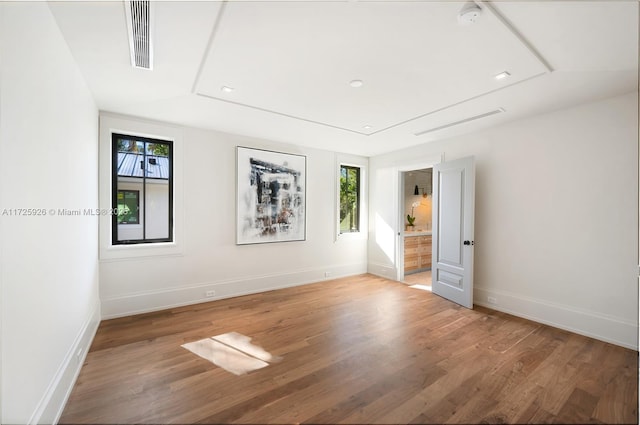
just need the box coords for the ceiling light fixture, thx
[221,86,235,93]
[494,71,511,80]
[458,2,482,25]
[349,80,363,88]
[363,125,372,130]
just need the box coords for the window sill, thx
[100,240,183,261]
[336,231,368,242]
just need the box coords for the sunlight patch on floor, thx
[409,284,432,292]
[182,332,280,376]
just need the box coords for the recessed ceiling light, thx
[363,125,372,130]
[494,71,511,80]
[221,86,235,93]
[349,80,363,88]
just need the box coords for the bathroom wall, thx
[403,169,432,231]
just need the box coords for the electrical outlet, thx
[487,296,497,304]
[205,290,216,297]
[324,271,331,278]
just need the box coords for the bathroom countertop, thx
[404,230,432,236]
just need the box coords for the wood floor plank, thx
[59,274,638,424]
[556,388,602,424]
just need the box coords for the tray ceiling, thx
[48,1,638,156]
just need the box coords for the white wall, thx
[0,3,100,424]
[369,92,638,349]
[99,115,369,318]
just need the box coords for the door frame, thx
[395,154,443,282]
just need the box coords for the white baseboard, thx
[29,299,101,425]
[367,262,397,280]
[474,286,638,350]
[101,263,367,319]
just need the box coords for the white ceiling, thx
[49,1,638,157]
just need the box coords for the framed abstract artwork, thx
[236,146,306,245]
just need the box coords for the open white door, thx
[432,156,475,309]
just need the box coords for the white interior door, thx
[432,156,475,308]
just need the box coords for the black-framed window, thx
[117,190,140,224]
[339,165,360,233]
[112,133,173,244]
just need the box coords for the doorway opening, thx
[399,167,433,289]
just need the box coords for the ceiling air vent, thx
[414,108,505,136]
[124,0,153,70]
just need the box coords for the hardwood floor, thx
[404,270,432,286]
[60,274,638,424]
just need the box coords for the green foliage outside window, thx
[340,165,360,233]
[148,143,169,156]
[117,140,169,156]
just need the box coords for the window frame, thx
[98,113,184,261]
[339,164,361,234]
[111,132,174,245]
[335,155,368,241]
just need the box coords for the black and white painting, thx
[236,147,306,245]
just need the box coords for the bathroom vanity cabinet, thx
[404,233,432,274]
